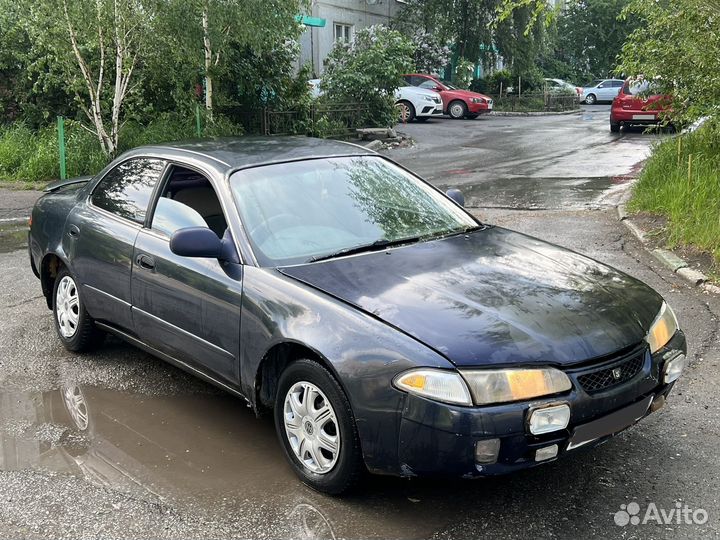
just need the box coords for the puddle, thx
[0,385,465,539]
[441,176,623,211]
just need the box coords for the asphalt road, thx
[0,106,718,540]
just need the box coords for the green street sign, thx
[296,15,326,27]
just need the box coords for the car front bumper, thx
[394,331,686,478]
[467,101,493,114]
[417,103,444,117]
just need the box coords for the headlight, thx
[460,368,572,405]
[393,368,472,405]
[646,301,679,354]
[422,95,435,102]
[471,97,485,103]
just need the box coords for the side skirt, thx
[94,321,252,406]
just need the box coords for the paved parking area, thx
[0,106,718,539]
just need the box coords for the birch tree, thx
[24,0,147,157]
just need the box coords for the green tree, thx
[20,0,149,157]
[618,0,720,122]
[550,0,638,82]
[153,0,304,116]
[323,25,415,127]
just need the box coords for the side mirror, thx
[445,188,465,207]
[170,226,237,261]
[434,86,443,92]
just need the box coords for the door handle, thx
[136,254,156,270]
[68,224,80,237]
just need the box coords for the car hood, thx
[447,89,491,100]
[278,227,662,367]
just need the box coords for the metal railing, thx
[221,103,370,137]
[490,93,580,113]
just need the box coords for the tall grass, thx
[629,119,720,265]
[0,113,242,184]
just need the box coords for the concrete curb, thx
[618,197,717,295]
[491,109,582,117]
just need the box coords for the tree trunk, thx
[202,2,213,116]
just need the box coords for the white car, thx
[307,79,442,123]
[394,86,443,122]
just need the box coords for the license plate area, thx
[633,114,655,120]
[567,395,653,450]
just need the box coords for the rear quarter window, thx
[91,158,165,224]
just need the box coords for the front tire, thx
[448,100,467,119]
[274,359,364,495]
[585,93,597,105]
[52,268,104,352]
[395,100,415,123]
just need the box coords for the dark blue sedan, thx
[28,137,687,494]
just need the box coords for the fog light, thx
[535,444,558,462]
[475,438,500,464]
[663,353,686,384]
[529,403,570,435]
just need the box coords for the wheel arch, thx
[254,340,346,415]
[40,252,70,309]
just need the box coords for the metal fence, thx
[490,93,580,113]
[221,103,370,137]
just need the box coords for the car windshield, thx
[230,156,478,267]
[440,80,457,90]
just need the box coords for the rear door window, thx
[91,158,166,224]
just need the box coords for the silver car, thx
[583,79,625,104]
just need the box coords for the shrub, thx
[629,118,720,266]
[323,25,415,128]
[453,58,475,90]
[0,112,244,183]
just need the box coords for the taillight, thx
[28,216,32,228]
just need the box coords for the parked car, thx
[544,78,583,98]
[394,86,443,122]
[403,73,493,119]
[582,78,625,104]
[307,79,442,122]
[610,79,672,132]
[29,138,686,494]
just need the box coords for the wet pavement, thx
[390,104,663,210]
[1,106,719,539]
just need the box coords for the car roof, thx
[124,136,372,174]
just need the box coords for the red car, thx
[403,74,493,119]
[610,79,672,132]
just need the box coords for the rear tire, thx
[52,268,104,352]
[585,93,597,105]
[448,100,467,119]
[274,359,364,495]
[610,121,621,133]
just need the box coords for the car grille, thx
[576,348,646,393]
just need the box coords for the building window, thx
[334,23,352,43]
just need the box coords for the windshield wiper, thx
[308,236,421,263]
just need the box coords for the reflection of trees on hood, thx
[343,158,460,240]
